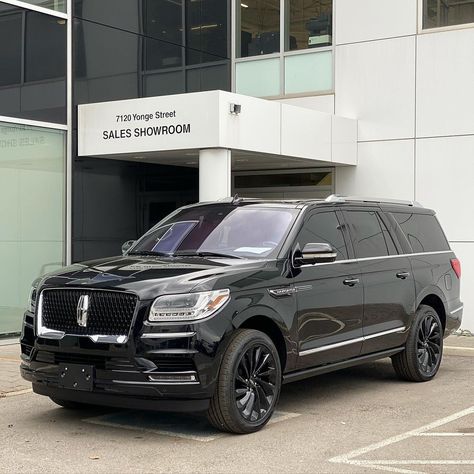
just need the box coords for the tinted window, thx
[392,213,450,253]
[0,12,22,87]
[25,12,67,82]
[297,211,348,260]
[346,211,389,258]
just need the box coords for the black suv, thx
[20,196,463,433]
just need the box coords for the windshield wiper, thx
[174,251,242,259]
[128,250,170,257]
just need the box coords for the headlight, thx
[149,289,230,323]
[28,278,41,313]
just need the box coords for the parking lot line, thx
[444,345,474,352]
[329,406,474,474]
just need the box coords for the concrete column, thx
[199,148,232,202]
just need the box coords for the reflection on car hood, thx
[38,255,278,300]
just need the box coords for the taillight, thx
[451,258,461,279]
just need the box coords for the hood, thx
[39,255,278,300]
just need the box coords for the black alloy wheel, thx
[234,344,278,423]
[207,329,282,434]
[392,304,444,382]
[416,313,442,377]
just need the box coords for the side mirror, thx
[294,242,337,266]
[121,240,135,255]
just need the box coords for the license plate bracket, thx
[58,363,94,391]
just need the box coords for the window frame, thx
[232,0,335,98]
[418,0,474,34]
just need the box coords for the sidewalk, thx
[0,340,30,397]
[0,335,472,398]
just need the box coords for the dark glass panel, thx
[238,0,280,57]
[234,171,332,188]
[25,11,67,82]
[186,61,229,92]
[185,0,228,65]
[286,0,332,51]
[0,11,22,87]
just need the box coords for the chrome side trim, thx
[112,379,200,386]
[303,250,453,268]
[450,305,464,315]
[141,332,196,339]
[299,326,406,357]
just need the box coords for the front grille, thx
[41,289,138,336]
[34,351,135,370]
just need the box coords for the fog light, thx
[148,372,198,383]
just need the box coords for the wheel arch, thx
[417,291,447,332]
[233,312,291,373]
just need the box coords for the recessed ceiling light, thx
[241,3,249,8]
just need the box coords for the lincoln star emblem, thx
[76,295,90,327]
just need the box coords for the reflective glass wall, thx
[423,0,474,29]
[0,3,66,123]
[0,121,65,334]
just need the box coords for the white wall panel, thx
[416,135,474,241]
[335,139,414,199]
[335,37,416,141]
[277,95,335,114]
[335,0,416,45]
[450,242,474,331]
[416,28,474,138]
[281,105,331,162]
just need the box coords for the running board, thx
[282,347,404,384]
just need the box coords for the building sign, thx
[78,91,221,157]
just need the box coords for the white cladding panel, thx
[332,115,357,165]
[335,36,416,141]
[218,91,281,155]
[78,91,221,156]
[416,28,474,138]
[277,94,335,114]
[336,140,415,199]
[335,0,417,45]
[416,135,474,242]
[450,242,474,331]
[280,104,331,161]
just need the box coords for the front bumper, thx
[20,306,234,412]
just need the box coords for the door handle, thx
[343,278,360,287]
[396,271,410,280]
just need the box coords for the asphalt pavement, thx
[0,336,473,474]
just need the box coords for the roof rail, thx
[325,194,423,208]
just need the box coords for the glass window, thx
[25,11,67,82]
[131,204,298,258]
[186,0,228,65]
[0,11,22,87]
[235,57,280,96]
[284,50,332,94]
[0,121,65,335]
[238,0,280,58]
[285,0,332,51]
[392,213,450,253]
[18,0,66,13]
[346,211,389,258]
[297,211,348,260]
[423,0,474,29]
[145,0,183,71]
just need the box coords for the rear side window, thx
[297,211,348,260]
[392,213,450,253]
[345,210,397,258]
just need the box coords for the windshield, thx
[130,204,299,259]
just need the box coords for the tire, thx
[392,304,444,382]
[207,329,282,434]
[49,397,89,410]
